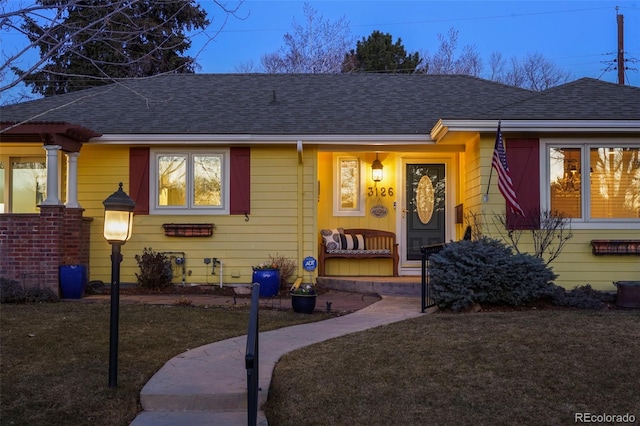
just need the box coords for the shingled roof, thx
[492,78,640,120]
[1,74,534,135]
[1,74,638,136]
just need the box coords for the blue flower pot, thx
[252,269,280,298]
[59,265,87,299]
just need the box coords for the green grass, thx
[264,310,640,426]
[0,301,330,426]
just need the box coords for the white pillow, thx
[320,228,341,250]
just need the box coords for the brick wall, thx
[0,206,92,293]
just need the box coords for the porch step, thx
[317,276,422,297]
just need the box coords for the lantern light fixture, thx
[102,182,135,388]
[372,153,383,182]
[103,182,135,244]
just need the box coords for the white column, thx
[41,145,62,205]
[65,152,80,208]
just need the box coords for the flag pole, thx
[484,120,500,202]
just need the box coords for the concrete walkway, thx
[130,295,431,425]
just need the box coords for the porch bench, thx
[318,228,399,277]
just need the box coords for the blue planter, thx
[59,265,87,299]
[252,269,280,298]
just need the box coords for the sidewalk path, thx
[129,295,431,425]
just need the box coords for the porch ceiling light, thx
[372,153,383,182]
[103,182,135,244]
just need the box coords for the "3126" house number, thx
[368,187,394,197]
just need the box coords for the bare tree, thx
[1,0,244,101]
[234,59,258,73]
[488,51,572,90]
[423,27,570,90]
[423,28,482,76]
[260,3,354,74]
[493,209,573,265]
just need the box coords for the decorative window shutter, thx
[505,139,540,229]
[129,147,150,215]
[230,147,251,215]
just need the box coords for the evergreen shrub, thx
[429,237,557,311]
[550,284,615,309]
[0,277,59,303]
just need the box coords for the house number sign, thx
[367,187,394,197]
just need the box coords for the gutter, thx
[431,119,640,141]
[89,133,435,145]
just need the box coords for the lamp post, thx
[103,182,135,388]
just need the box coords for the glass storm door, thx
[405,163,445,261]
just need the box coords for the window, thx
[150,149,229,214]
[333,156,365,216]
[0,158,46,213]
[547,142,640,224]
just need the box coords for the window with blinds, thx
[548,144,640,221]
[590,147,640,219]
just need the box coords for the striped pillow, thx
[340,233,365,250]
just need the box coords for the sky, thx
[190,0,639,85]
[1,0,639,103]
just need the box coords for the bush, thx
[1,277,59,304]
[266,253,297,290]
[1,277,24,303]
[134,247,172,289]
[429,237,557,312]
[550,284,614,309]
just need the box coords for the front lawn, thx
[0,302,329,425]
[265,310,640,425]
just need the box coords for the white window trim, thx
[333,155,365,217]
[541,138,640,230]
[149,148,230,215]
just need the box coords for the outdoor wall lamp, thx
[372,153,383,182]
[103,182,135,388]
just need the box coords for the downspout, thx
[297,141,304,275]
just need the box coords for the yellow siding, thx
[4,136,637,290]
[461,134,640,291]
[81,144,317,286]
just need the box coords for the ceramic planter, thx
[290,293,317,314]
[252,269,280,298]
[615,281,640,308]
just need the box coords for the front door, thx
[405,163,446,261]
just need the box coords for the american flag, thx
[492,124,525,216]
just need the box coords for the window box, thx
[162,223,214,237]
[590,240,640,255]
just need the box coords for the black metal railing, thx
[420,244,444,312]
[245,283,260,426]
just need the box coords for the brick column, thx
[38,205,65,290]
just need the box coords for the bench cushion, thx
[327,249,391,255]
